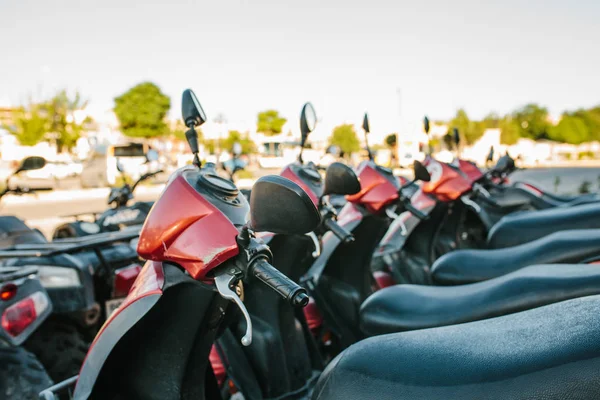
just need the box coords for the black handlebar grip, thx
[324,218,354,243]
[252,258,309,307]
[404,201,429,220]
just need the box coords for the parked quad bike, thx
[0,266,53,400]
[52,150,162,239]
[42,90,600,400]
[0,157,143,382]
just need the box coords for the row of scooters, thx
[3,88,600,399]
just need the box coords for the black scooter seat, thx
[360,263,600,336]
[487,202,600,248]
[316,294,600,400]
[432,229,600,285]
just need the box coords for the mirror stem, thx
[185,126,201,168]
[364,132,373,161]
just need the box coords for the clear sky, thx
[1,0,599,138]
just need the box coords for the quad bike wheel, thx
[25,318,89,383]
[0,345,53,400]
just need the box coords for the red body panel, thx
[457,159,484,183]
[280,165,320,206]
[302,296,323,333]
[373,271,395,290]
[210,345,227,386]
[421,158,472,202]
[137,171,239,281]
[346,162,400,214]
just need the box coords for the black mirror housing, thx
[423,116,430,134]
[323,162,361,197]
[249,175,320,234]
[413,160,431,182]
[453,128,460,146]
[300,103,317,148]
[181,89,207,128]
[15,156,46,174]
[362,113,370,134]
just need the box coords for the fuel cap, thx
[299,167,321,182]
[198,173,239,198]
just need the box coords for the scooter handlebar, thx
[251,258,309,307]
[323,218,354,243]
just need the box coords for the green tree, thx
[384,133,397,148]
[4,104,48,146]
[499,117,521,145]
[223,130,256,154]
[256,110,287,136]
[449,109,484,145]
[549,114,590,144]
[512,103,551,140]
[329,124,361,155]
[45,90,91,150]
[573,107,600,141]
[114,82,171,138]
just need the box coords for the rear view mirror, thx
[181,89,207,166]
[487,146,494,162]
[15,156,46,174]
[423,116,430,134]
[249,175,320,234]
[413,160,431,182]
[116,159,124,173]
[323,162,361,197]
[362,113,370,134]
[181,89,207,128]
[300,103,317,148]
[494,155,510,173]
[453,128,460,146]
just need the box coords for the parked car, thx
[79,143,153,188]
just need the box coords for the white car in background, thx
[10,160,83,190]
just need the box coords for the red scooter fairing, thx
[456,159,484,184]
[74,167,250,399]
[137,167,243,281]
[421,158,472,202]
[346,161,403,214]
[280,163,323,206]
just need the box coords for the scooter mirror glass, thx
[494,155,510,173]
[181,89,207,128]
[249,175,320,234]
[423,116,430,134]
[15,156,46,174]
[413,160,431,182]
[300,102,317,148]
[487,146,494,162]
[453,128,460,146]
[323,162,361,197]
[362,113,370,134]
[146,149,159,162]
[116,159,124,173]
[232,142,242,157]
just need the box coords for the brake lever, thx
[306,231,321,258]
[214,271,252,346]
